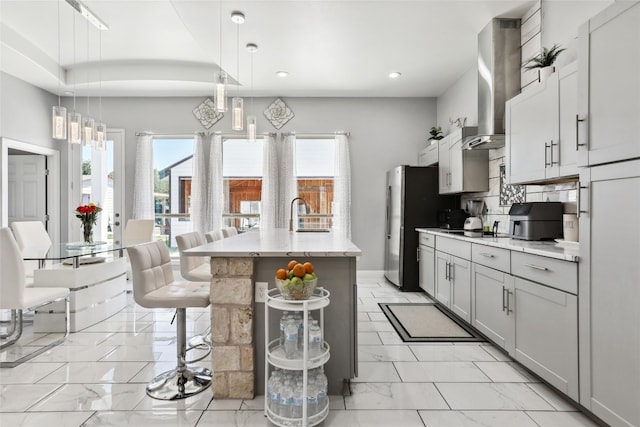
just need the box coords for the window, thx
[295,138,336,229]
[223,138,264,231]
[153,138,194,249]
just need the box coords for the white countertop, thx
[184,228,362,257]
[416,228,579,262]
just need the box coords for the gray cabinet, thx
[577,2,640,167]
[438,128,489,194]
[418,143,438,167]
[506,62,578,185]
[471,264,515,354]
[578,159,640,427]
[435,236,472,322]
[418,232,436,297]
[512,277,578,402]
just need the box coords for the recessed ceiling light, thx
[230,11,245,24]
[389,72,402,79]
[276,71,289,78]
[246,43,258,53]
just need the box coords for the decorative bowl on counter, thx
[275,277,318,300]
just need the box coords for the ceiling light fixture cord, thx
[99,30,102,123]
[73,13,77,112]
[86,19,90,118]
[57,0,61,107]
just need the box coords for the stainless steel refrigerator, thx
[384,165,458,291]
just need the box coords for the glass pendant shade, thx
[247,115,257,142]
[52,105,67,140]
[68,111,82,144]
[95,122,107,150]
[232,97,244,131]
[82,116,95,146]
[214,71,228,112]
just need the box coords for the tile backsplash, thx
[459,147,578,235]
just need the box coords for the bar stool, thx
[205,229,224,243]
[176,232,211,282]
[127,241,212,400]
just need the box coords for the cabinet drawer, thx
[512,252,577,294]
[436,236,471,260]
[418,232,435,248]
[472,244,510,273]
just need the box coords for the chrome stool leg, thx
[146,308,212,400]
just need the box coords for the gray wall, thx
[87,96,437,270]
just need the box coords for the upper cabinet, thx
[506,62,578,185]
[438,128,489,194]
[418,142,439,167]
[577,2,640,167]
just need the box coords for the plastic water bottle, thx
[316,367,328,410]
[279,311,290,346]
[306,377,318,417]
[279,385,292,418]
[284,319,298,359]
[308,320,322,357]
[292,380,304,418]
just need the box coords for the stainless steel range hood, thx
[462,18,521,150]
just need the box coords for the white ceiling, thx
[0,0,540,98]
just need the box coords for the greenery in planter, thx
[429,125,444,140]
[524,44,566,70]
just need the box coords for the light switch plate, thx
[255,282,268,303]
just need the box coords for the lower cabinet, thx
[418,244,435,296]
[436,251,471,323]
[512,277,579,402]
[471,264,515,354]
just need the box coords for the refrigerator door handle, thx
[385,185,392,238]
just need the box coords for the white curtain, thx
[132,133,154,219]
[333,134,352,239]
[260,134,278,230]
[279,133,298,229]
[209,133,224,232]
[190,134,211,236]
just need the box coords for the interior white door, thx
[8,154,47,227]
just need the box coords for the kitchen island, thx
[184,228,361,399]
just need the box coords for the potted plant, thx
[524,44,566,82]
[429,126,444,144]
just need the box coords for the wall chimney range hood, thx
[462,18,521,150]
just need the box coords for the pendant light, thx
[68,12,82,144]
[246,43,258,142]
[231,11,244,131]
[95,29,106,150]
[82,19,95,147]
[214,0,227,113]
[52,0,67,140]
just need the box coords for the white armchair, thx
[10,221,52,279]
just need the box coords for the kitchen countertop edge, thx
[416,228,579,262]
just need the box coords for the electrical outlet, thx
[255,281,268,303]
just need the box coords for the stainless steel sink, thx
[296,229,330,232]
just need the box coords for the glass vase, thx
[83,223,93,244]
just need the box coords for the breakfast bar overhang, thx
[184,228,361,399]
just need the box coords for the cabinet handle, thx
[502,286,507,312]
[544,142,550,167]
[577,182,589,218]
[417,247,420,263]
[445,262,449,280]
[479,252,495,258]
[506,290,513,314]
[576,115,586,150]
[448,262,454,281]
[550,140,558,165]
[524,263,549,271]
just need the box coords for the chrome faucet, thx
[289,197,308,231]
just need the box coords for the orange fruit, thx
[287,260,298,270]
[276,268,287,280]
[303,262,314,274]
[292,263,306,278]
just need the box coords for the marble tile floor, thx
[0,271,600,427]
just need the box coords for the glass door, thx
[80,129,124,244]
